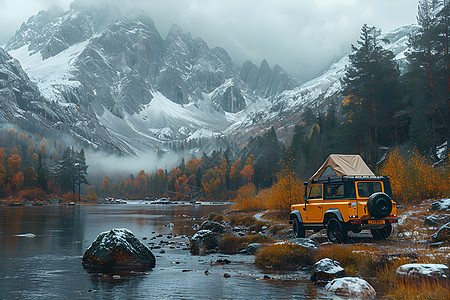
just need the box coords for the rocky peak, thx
[6,8,94,60]
[211,80,246,113]
[240,59,298,98]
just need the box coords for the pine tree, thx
[406,0,449,154]
[74,149,88,201]
[341,24,400,167]
[36,152,48,192]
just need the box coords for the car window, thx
[308,184,322,199]
[324,183,344,199]
[357,182,382,197]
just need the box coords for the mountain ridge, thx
[1,4,417,155]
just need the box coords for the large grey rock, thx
[200,220,228,234]
[325,277,376,298]
[396,263,449,280]
[290,238,318,249]
[244,243,263,255]
[423,214,450,227]
[82,228,155,272]
[190,230,219,255]
[310,258,346,284]
[430,199,450,212]
[431,222,450,242]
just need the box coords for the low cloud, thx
[1,0,417,82]
[86,150,182,176]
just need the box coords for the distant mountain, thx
[2,2,417,155]
[225,25,419,141]
[3,4,298,154]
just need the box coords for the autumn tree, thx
[267,150,303,213]
[0,148,6,192]
[102,175,112,196]
[23,166,37,189]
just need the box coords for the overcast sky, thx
[0,0,418,81]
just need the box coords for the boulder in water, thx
[190,230,219,255]
[325,277,376,298]
[311,258,346,284]
[82,228,155,272]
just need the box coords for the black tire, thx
[293,218,306,238]
[327,218,347,244]
[367,192,392,218]
[371,221,392,240]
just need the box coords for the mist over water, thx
[86,150,184,175]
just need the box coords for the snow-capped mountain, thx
[1,2,417,155]
[225,24,419,140]
[3,3,297,154]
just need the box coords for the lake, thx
[0,202,328,299]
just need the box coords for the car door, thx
[305,184,323,222]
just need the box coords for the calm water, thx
[0,202,329,299]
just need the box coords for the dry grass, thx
[385,278,450,300]
[218,234,274,254]
[315,244,381,276]
[208,212,225,223]
[255,243,315,270]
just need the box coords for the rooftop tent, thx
[310,154,374,180]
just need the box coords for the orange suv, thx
[289,155,398,243]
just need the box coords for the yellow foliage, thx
[379,148,450,204]
[232,183,262,211]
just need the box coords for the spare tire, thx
[367,192,392,218]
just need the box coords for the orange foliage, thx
[11,172,24,191]
[19,188,48,201]
[61,192,78,203]
[379,148,450,204]
[185,158,202,175]
[7,154,21,180]
[101,175,112,195]
[232,183,261,211]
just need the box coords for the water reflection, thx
[0,203,328,299]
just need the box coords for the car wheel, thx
[293,218,305,238]
[371,221,392,240]
[367,192,392,218]
[327,218,347,244]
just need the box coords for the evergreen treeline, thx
[289,0,448,175]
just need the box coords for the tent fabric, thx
[310,154,374,180]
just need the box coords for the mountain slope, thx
[4,4,299,154]
[3,3,417,154]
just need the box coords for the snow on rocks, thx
[431,222,450,242]
[189,230,219,255]
[200,220,228,234]
[290,238,318,249]
[325,277,375,298]
[310,258,346,284]
[396,263,449,280]
[431,199,450,212]
[82,228,155,272]
[423,214,450,227]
